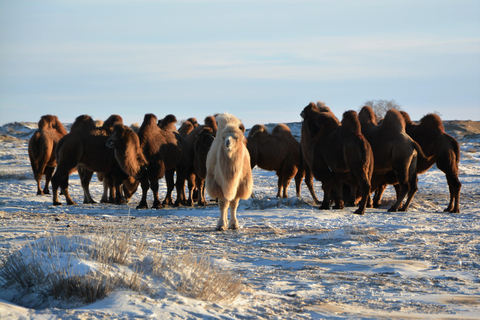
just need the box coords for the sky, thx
[1,0,479,128]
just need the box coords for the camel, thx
[184,116,218,205]
[193,127,215,205]
[374,111,461,213]
[300,102,339,204]
[302,108,373,214]
[51,114,125,205]
[109,113,189,209]
[247,123,305,199]
[358,106,430,212]
[28,115,68,195]
[206,113,253,230]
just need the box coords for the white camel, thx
[206,113,253,230]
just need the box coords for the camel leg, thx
[373,183,387,208]
[35,172,43,195]
[174,166,188,206]
[43,166,55,195]
[163,169,174,206]
[186,174,195,206]
[217,198,229,231]
[304,165,320,204]
[444,173,461,213]
[137,176,150,209]
[276,175,283,198]
[196,176,206,206]
[332,174,344,210]
[150,175,163,209]
[78,167,96,204]
[52,166,77,205]
[294,168,304,198]
[354,172,371,215]
[228,198,240,230]
[389,166,409,212]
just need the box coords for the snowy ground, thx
[0,121,479,319]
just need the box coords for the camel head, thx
[220,124,244,157]
[196,127,215,147]
[300,102,319,120]
[107,124,147,179]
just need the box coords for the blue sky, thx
[1,0,479,128]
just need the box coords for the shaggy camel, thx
[185,116,218,205]
[374,112,461,213]
[247,123,305,199]
[193,127,215,205]
[358,106,429,211]
[51,114,125,205]
[28,115,68,195]
[206,113,253,230]
[109,114,189,209]
[302,108,374,214]
[299,101,339,204]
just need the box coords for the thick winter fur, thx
[305,109,373,215]
[358,106,430,212]
[300,102,339,204]
[193,127,215,205]
[28,115,68,195]
[130,113,189,209]
[206,113,253,230]
[158,114,178,131]
[247,123,305,199]
[184,115,218,205]
[178,117,198,137]
[401,111,461,212]
[51,114,125,205]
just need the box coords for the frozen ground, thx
[0,120,479,319]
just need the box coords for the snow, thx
[0,121,479,319]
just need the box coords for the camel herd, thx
[27,102,461,229]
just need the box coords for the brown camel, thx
[374,111,461,213]
[247,123,305,199]
[51,114,125,205]
[302,108,373,214]
[184,115,218,205]
[192,127,216,205]
[28,115,68,195]
[300,102,340,204]
[358,106,430,212]
[109,113,189,209]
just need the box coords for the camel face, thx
[222,130,241,155]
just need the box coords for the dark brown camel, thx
[247,123,305,199]
[192,127,216,205]
[28,115,68,195]
[302,108,373,215]
[184,115,218,205]
[158,114,178,131]
[300,102,339,204]
[51,114,125,205]
[358,106,430,212]
[374,111,461,213]
[178,117,199,138]
[109,114,189,209]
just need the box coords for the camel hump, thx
[103,114,123,130]
[381,109,405,133]
[272,123,291,135]
[341,110,361,134]
[204,115,217,132]
[186,117,198,127]
[301,102,320,119]
[358,106,377,126]
[71,115,96,133]
[248,124,268,139]
[316,101,332,113]
[400,111,414,126]
[158,114,178,131]
[419,113,445,134]
[38,114,55,129]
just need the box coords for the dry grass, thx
[0,230,243,309]
[154,251,243,302]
